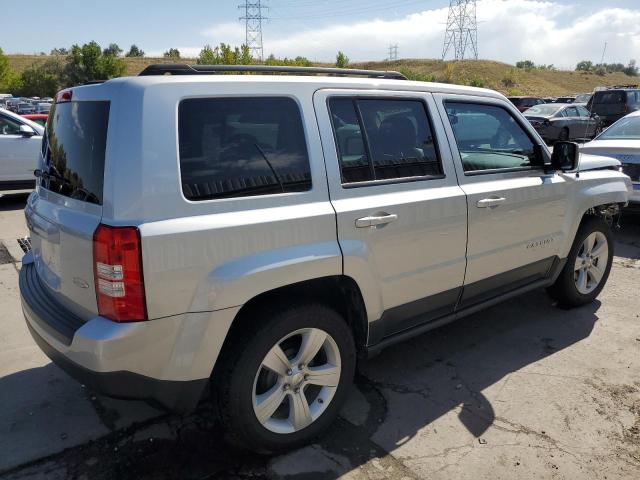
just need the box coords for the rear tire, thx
[547,216,613,307]
[213,303,356,454]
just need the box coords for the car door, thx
[576,105,597,137]
[564,106,583,139]
[434,94,570,308]
[0,112,42,182]
[314,89,468,344]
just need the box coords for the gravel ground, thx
[0,192,638,480]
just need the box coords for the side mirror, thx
[551,141,579,172]
[19,124,36,137]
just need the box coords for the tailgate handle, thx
[356,213,398,228]
[477,197,506,208]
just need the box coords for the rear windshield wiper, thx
[253,144,285,194]
[34,168,100,204]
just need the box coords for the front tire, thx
[213,303,356,453]
[547,216,613,307]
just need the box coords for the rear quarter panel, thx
[104,79,341,319]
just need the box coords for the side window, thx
[178,97,311,201]
[0,114,21,135]
[576,106,591,117]
[328,97,443,184]
[445,102,537,173]
[565,107,579,117]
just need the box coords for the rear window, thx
[593,91,625,104]
[178,97,312,201]
[43,101,110,205]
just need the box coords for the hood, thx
[578,153,621,171]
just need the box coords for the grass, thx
[6,55,639,96]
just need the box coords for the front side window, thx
[565,107,579,117]
[179,97,311,201]
[329,97,442,184]
[0,114,21,135]
[445,102,537,173]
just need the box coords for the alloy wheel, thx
[252,328,341,434]
[574,231,609,295]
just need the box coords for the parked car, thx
[21,113,48,127]
[0,108,44,190]
[16,102,36,115]
[553,96,576,104]
[580,111,640,209]
[35,102,52,114]
[508,96,545,112]
[524,103,601,142]
[587,87,640,127]
[20,65,631,453]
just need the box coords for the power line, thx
[442,0,478,60]
[388,44,399,61]
[270,0,427,21]
[239,1,267,61]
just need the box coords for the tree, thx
[0,47,12,91]
[576,60,593,72]
[163,48,181,59]
[515,60,535,71]
[196,43,252,66]
[103,43,123,57]
[50,47,69,56]
[623,59,638,76]
[65,41,126,85]
[336,51,349,68]
[125,44,144,57]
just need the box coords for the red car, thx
[21,114,48,127]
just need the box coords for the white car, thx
[0,108,44,190]
[580,111,640,209]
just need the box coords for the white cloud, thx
[173,0,640,67]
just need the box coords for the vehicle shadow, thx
[0,288,600,479]
[0,192,31,212]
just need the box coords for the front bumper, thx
[19,256,237,413]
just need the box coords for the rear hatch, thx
[25,94,110,320]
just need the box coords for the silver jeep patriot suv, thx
[20,65,632,453]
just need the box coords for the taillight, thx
[55,89,72,103]
[93,224,147,322]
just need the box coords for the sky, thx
[1,0,639,67]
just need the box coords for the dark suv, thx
[587,87,640,127]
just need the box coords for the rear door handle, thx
[477,197,506,208]
[355,213,398,228]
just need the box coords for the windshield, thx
[44,101,110,204]
[524,104,562,116]
[597,116,640,140]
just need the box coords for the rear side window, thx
[328,98,442,184]
[44,101,110,205]
[593,91,625,104]
[178,97,311,201]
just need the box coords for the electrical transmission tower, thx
[239,1,267,60]
[442,0,478,60]
[388,44,399,61]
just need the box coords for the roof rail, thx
[605,84,639,90]
[138,63,408,80]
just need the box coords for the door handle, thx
[355,213,398,228]
[477,197,506,208]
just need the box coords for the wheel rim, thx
[574,231,608,295]
[252,328,341,434]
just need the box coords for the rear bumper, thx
[19,255,238,413]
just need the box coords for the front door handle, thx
[477,197,506,208]
[355,213,398,228]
